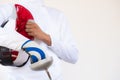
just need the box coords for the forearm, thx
[38,32,51,46]
[48,35,79,64]
[25,20,52,46]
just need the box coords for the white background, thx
[0,0,120,80]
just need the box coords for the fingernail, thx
[28,19,35,23]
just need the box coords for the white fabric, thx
[0,19,28,50]
[13,50,29,66]
[0,0,79,80]
[0,19,29,67]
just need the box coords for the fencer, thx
[0,4,53,71]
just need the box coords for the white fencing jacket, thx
[0,0,78,80]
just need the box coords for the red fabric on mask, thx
[15,4,34,40]
[11,4,34,61]
[11,50,18,61]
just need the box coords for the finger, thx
[26,19,35,24]
[27,32,34,36]
[26,25,34,29]
[25,28,32,33]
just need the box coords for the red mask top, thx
[15,4,34,40]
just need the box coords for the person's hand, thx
[25,20,43,40]
[25,20,51,46]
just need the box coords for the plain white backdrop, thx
[0,0,120,80]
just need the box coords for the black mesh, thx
[0,46,13,65]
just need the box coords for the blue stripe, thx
[21,40,31,49]
[24,47,46,59]
[31,55,39,63]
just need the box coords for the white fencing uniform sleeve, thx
[48,13,79,64]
